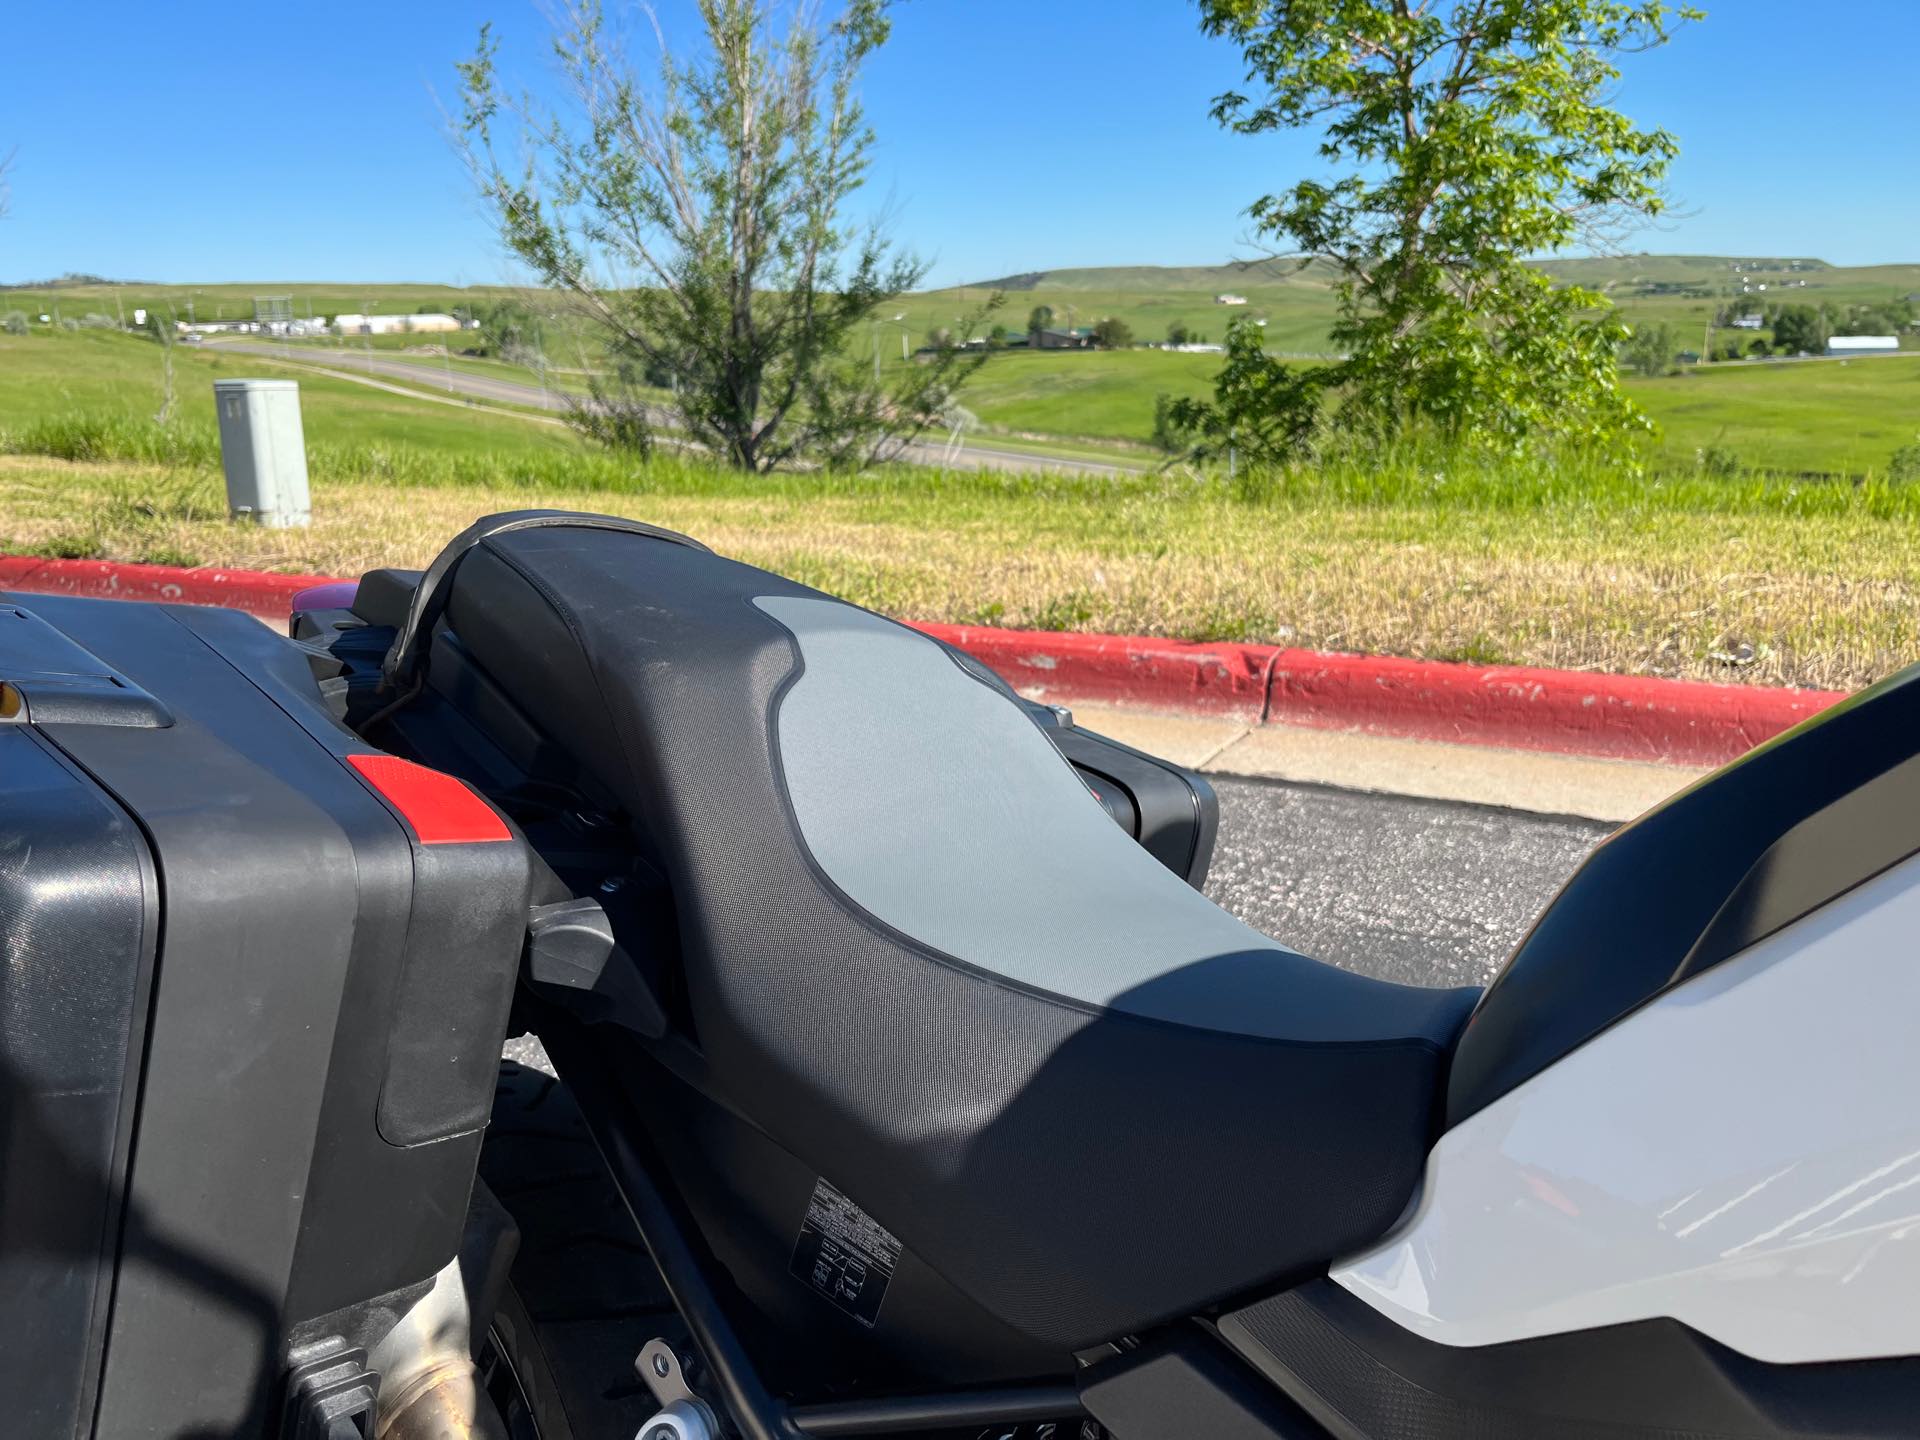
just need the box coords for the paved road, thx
[1203,775,1610,990]
[505,777,1611,1069]
[209,339,1142,477]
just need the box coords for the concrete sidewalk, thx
[1073,704,1706,823]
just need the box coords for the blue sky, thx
[1,0,1914,287]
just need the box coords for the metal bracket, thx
[634,1340,717,1440]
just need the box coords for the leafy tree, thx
[1027,304,1055,337]
[1771,304,1829,355]
[1167,320,1192,346]
[1621,320,1675,377]
[456,1,993,471]
[1196,0,1696,451]
[987,323,1009,349]
[465,300,544,361]
[1093,317,1134,349]
[1163,316,1323,466]
[1746,337,1770,358]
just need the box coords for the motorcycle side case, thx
[0,596,530,1440]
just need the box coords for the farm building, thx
[1827,335,1899,356]
[1214,293,1248,305]
[331,312,464,336]
[1032,327,1099,350]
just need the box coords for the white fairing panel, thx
[1332,855,1920,1364]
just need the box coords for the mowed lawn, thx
[960,348,1920,475]
[1630,356,1920,474]
[0,328,582,454]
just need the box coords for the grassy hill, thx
[7,256,1916,473]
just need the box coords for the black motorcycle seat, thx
[429,518,1478,1350]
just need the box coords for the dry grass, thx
[2,455,1914,691]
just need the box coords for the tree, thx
[1621,320,1675,377]
[1093,316,1134,349]
[1027,304,1054,337]
[1166,320,1192,346]
[1163,315,1323,466]
[456,1,993,471]
[1197,0,1697,451]
[1771,304,1829,355]
[466,299,544,361]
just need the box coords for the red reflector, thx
[345,753,512,845]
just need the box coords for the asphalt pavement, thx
[1203,774,1611,990]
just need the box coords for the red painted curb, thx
[0,554,330,619]
[1263,649,1840,767]
[914,622,1278,719]
[0,555,1847,766]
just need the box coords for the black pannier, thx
[0,595,530,1439]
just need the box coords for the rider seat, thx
[416,515,1478,1351]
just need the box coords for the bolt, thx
[642,1426,675,1440]
[651,1351,671,1379]
[600,875,627,895]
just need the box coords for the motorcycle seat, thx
[426,517,1479,1350]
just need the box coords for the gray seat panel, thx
[757,594,1449,1043]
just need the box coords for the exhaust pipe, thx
[378,1357,509,1440]
[370,1179,518,1440]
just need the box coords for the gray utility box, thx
[213,378,311,528]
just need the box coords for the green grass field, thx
[4,325,1920,691]
[952,347,1920,474]
[0,328,582,456]
[11,255,1915,472]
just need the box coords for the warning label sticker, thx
[789,1178,901,1329]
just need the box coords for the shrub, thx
[1889,437,1920,486]
[1,311,27,335]
[1697,444,1742,479]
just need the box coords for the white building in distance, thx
[1827,335,1900,356]
[332,312,464,336]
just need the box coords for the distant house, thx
[1729,314,1764,330]
[1827,335,1899,356]
[1031,327,1098,350]
[1214,293,1248,306]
